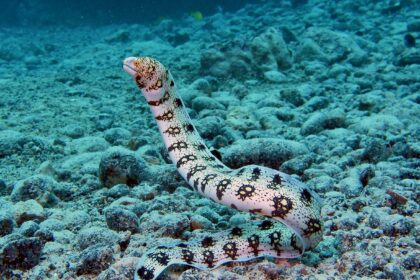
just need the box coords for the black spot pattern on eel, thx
[185,124,194,133]
[201,237,215,248]
[147,100,160,106]
[202,250,215,268]
[186,165,207,181]
[168,141,188,152]
[202,155,216,162]
[161,91,170,102]
[247,234,261,256]
[155,109,174,121]
[272,195,293,218]
[147,252,170,265]
[267,174,283,189]
[301,189,312,205]
[176,154,197,168]
[216,179,231,200]
[200,173,217,193]
[223,242,239,260]
[193,179,200,191]
[258,220,273,230]
[137,266,155,280]
[148,91,170,106]
[231,227,243,237]
[236,184,256,201]
[304,218,322,236]
[194,143,206,151]
[181,249,194,264]
[251,167,261,181]
[268,231,282,255]
[174,98,183,108]
[164,125,181,137]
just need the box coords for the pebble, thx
[11,175,59,207]
[301,27,367,66]
[339,177,363,198]
[106,184,130,198]
[76,245,114,276]
[77,226,120,250]
[18,221,40,237]
[34,228,54,243]
[61,210,91,231]
[281,154,315,175]
[190,215,214,230]
[407,20,420,32]
[139,212,190,237]
[222,138,308,169]
[250,27,292,71]
[383,215,414,236]
[104,206,139,233]
[60,124,85,138]
[95,113,114,131]
[39,218,64,232]
[105,29,130,43]
[96,257,138,280]
[361,137,390,163]
[196,116,225,139]
[211,91,240,107]
[195,206,223,224]
[383,263,405,280]
[67,136,110,154]
[0,213,14,237]
[307,175,335,194]
[301,109,346,135]
[0,179,9,196]
[263,70,286,83]
[335,214,359,230]
[190,78,212,95]
[396,49,420,66]
[229,213,249,226]
[231,84,249,99]
[99,147,149,188]
[167,31,190,46]
[401,253,419,269]
[104,127,131,145]
[0,236,43,271]
[145,164,181,193]
[147,194,190,213]
[279,88,305,106]
[304,96,329,111]
[192,96,225,112]
[0,130,27,157]
[354,114,403,135]
[13,199,46,225]
[295,38,329,63]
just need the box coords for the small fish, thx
[190,11,203,21]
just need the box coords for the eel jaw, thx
[123,57,138,78]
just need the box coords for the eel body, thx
[123,56,323,280]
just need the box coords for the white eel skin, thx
[123,57,323,280]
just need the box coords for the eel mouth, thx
[123,57,138,78]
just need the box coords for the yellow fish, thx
[190,11,203,21]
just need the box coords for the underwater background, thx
[0,0,419,279]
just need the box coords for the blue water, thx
[0,0,419,279]
[0,0,259,26]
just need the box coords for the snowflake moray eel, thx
[123,56,323,280]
